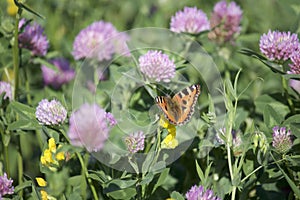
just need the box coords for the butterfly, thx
[155,84,201,126]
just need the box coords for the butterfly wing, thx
[155,84,201,126]
[171,84,201,125]
[155,96,181,125]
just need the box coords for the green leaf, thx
[283,114,300,137]
[142,151,155,173]
[263,104,284,128]
[88,170,109,183]
[152,168,170,194]
[139,172,154,186]
[105,179,137,190]
[170,191,185,200]
[106,187,137,200]
[195,160,205,183]
[255,95,289,121]
[284,73,300,81]
[8,101,36,120]
[239,48,285,74]
[14,180,32,192]
[15,1,45,19]
[7,119,40,131]
[33,57,60,73]
[276,162,300,198]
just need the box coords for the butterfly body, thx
[155,84,201,126]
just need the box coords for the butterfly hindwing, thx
[155,96,180,124]
[155,84,201,126]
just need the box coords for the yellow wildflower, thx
[55,152,65,161]
[40,190,48,200]
[159,115,170,129]
[36,177,47,187]
[41,149,54,165]
[159,115,178,149]
[6,0,18,16]
[161,130,178,149]
[40,138,65,170]
[48,138,56,153]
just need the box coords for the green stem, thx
[76,152,99,200]
[13,8,22,100]
[3,138,10,177]
[17,151,23,197]
[241,165,263,183]
[24,66,32,105]
[281,76,295,114]
[58,128,98,200]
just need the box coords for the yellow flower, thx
[40,190,48,200]
[166,198,175,200]
[159,115,178,149]
[48,138,56,153]
[6,0,18,16]
[161,131,178,149]
[36,177,47,187]
[55,152,65,161]
[159,115,171,129]
[41,149,54,165]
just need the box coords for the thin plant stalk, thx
[13,7,22,100]
[59,128,99,200]
[281,76,295,114]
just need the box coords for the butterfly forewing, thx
[155,84,201,126]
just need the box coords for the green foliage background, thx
[0,0,300,199]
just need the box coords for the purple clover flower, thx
[68,103,116,152]
[0,81,12,100]
[18,19,49,56]
[259,30,299,61]
[138,50,176,82]
[289,48,300,74]
[113,32,131,57]
[208,0,242,43]
[72,21,130,61]
[41,58,75,89]
[186,185,221,200]
[0,173,14,198]
[35,99,67,125]
[170,7,210,34]
[124,131,145,153]
[216,128,242,156]
[272,126,293,154]
[289,79,300,94]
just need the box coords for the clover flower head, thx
[72,21,129,61]
[186,185,221,200]
[18,19,49,56]
[208,0,242,43]
[216,128,242,156]
[0,81,12,100]
[68,103,116,152]
[272,126,293,154]
[113,32,131,57]
[170,7,210,34]
[288,48,300,74]
[35,99,67,125]
[259,30,299,61]
[124,131,145,153]
[41,58,75,89]
[0,173,14,198]
[289,79,300,94]
[139,50,176,82]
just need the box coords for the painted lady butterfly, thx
[155,84,201,126]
